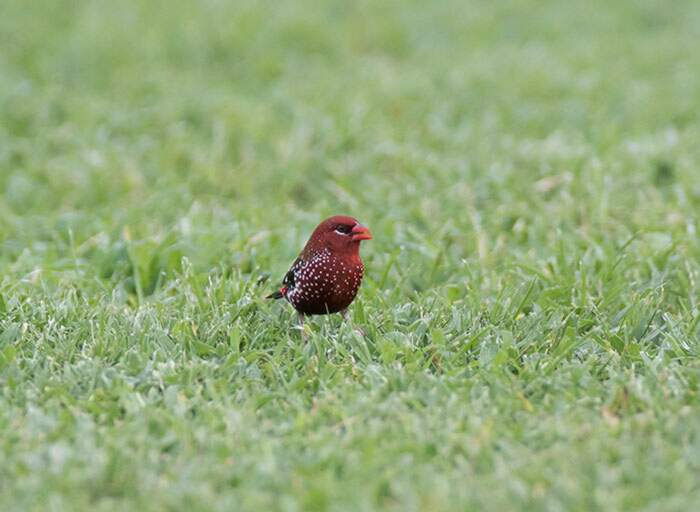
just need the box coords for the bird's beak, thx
[351,223,373,242]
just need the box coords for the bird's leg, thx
[340,308,365,337]
[298,312,308,341]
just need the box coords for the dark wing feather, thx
[282,265,296,286]
[266,258,300,299]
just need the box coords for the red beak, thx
[351,223,373,242]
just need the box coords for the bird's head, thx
[303,215,373,258]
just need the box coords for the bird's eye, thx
[334,224,352,235]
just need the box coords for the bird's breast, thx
[286,250,364,315]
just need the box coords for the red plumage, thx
[268,215,372,315]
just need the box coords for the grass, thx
[2,0,700,510]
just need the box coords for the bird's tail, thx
[266,288,285,300]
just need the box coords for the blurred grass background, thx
[2,0,700,510]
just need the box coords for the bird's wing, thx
[282,262,297,288]
[266,258,300,299]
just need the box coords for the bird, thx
[267,215,372,323]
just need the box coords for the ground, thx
[2,0,700,510]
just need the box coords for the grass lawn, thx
[2,0,700,510]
